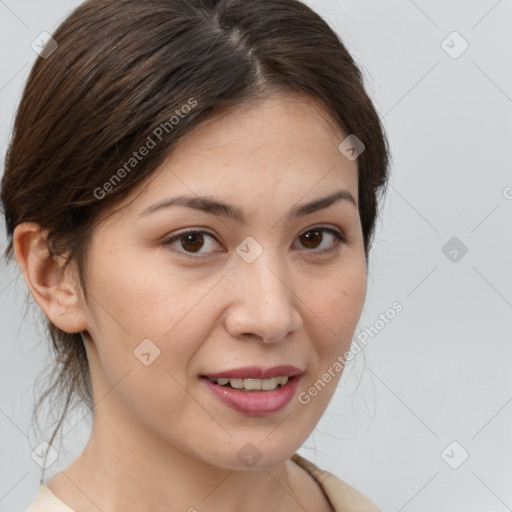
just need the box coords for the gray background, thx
[1,1,511,511]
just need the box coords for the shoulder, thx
[291,453,382,512]
[23,484,74,512]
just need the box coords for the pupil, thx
[301,230,321,249]
[182,233,204,252]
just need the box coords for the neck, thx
[48,403,306,512]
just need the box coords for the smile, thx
[200,365,303,415]
[209,376,289,392]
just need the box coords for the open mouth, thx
[206,376,290,392]
[200,375,301,415]
[199,366,303,415]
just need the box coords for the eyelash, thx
[162,226,347,259]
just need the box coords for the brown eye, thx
[163,229,222,257]
[163,226,346,259]
[180,232,205,252]
[295,227,346,253]
[299,229,323,249]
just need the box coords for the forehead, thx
[98,92,357,224]
[182,91,346,154]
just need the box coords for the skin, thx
[14,92,367,512]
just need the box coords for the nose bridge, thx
[226,245,301,342]
[243,247,291,312]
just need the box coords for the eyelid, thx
[293,225,347,254]
[162,228,223,257]
[162,224,348,258]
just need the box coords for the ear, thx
[12,222,88,334]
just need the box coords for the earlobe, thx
[12,222,88,334]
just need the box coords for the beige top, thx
[23,453,381,512]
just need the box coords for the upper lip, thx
[202,365,303,380]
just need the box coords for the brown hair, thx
[1,0,389,477]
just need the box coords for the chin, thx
[204,435,303,471]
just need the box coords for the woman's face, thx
[77,92,367,469]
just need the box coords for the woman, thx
[1,0,390,510]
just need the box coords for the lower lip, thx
[201,376,301,416]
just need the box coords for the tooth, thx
[229,378,244,389]
[244,378,262,390]
[277,376,289,386]
[213,376,290,390]
[261,377,279,390]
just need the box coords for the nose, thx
[224,252,303,344]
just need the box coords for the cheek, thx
[307,267,366,351]
[297,272,366,418]
[103,364,206,446]
[84,272,222,403]
[86,249,213,338]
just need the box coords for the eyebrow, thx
[138,189,357,221]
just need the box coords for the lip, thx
[200,366,304,416]
[202,365,303,380]
[201,376,301,416]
